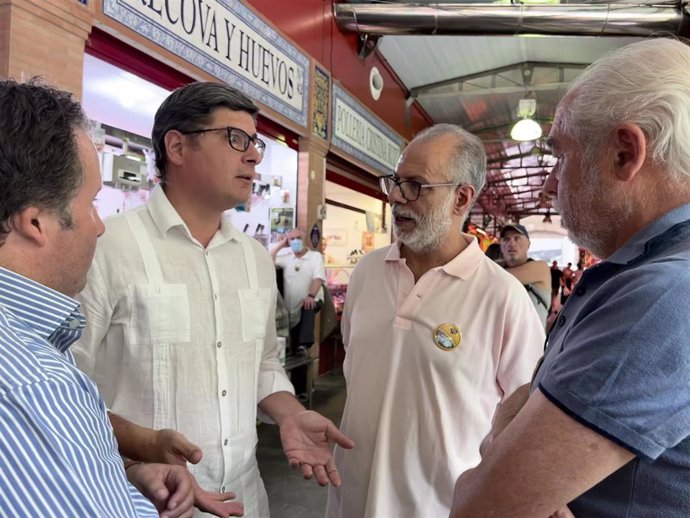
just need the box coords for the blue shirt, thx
[0,268,156,517]
[533,203,690,517]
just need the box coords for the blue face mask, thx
[290,239,304,253]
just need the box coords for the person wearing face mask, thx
[271,228,327,356]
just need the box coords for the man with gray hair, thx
[451,38,690,517]
[326,124,545,517]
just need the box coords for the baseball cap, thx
[500,224,529,239]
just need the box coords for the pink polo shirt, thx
[326,235,545,518]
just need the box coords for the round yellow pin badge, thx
[433,323,462,351]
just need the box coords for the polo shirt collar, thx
[384,233,484,279]
[607,202,690,265]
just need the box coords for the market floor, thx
[257,369,347,518]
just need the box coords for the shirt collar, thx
[0,267,85,352]
[384,233,484,279]
[146,185,241,245]
[606,202,690,264]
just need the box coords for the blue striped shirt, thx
[0,267,156,517]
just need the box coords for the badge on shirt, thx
[433,323,462,351]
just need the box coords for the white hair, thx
[564,38,690,182]
[412,123,487,200]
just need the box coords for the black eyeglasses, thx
[180,126,266,155]
[379,175,457,202]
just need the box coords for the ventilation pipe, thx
[334,2,690,37]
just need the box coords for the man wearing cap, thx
[500,224,551,326]
[326,124,545,518]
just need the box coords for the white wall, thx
[323,180,391,266]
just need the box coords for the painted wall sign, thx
[332,83,404,175]
[312,65,329,141]
[104,0,310,128]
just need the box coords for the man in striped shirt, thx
[0,79,196,517]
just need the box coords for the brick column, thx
[296,134,329,376]
[0,0,93,98]
[296,135,328,236]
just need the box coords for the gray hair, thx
[152,82,259,183]
[564,38,690,182]
[412,123,487,201]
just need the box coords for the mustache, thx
[392,204,417,221]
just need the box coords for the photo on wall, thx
[270,208,294,241]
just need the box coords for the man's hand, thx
[151,428,204,466]
[132,429,246,517]
[279,410,355,486]
[126,463,194,518]
[108,413,202,467]
[150,431,246,517]
[192,477,245,517]
[302,295,318,310]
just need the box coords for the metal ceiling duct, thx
[334,2,690,37]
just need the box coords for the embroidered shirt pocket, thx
[128,284,191,345]
[238,288,273,343]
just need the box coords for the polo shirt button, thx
[68,318,80,329]
[221,486,226,492]
[224,439,229,446]
[558,315,566,327]
[221,390,227,397]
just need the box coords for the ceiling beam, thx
[409,61,589,97]
[416,81,571,100]
[488,171,548,185]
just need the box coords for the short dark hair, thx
[152,82,259,183]
[0,78,88,245]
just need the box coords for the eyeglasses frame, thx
[179,126,266,155]
[379,174,459,202]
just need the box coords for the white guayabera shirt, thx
[74,187,294,518]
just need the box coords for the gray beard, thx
[392,192,454,253]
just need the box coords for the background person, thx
[549,260,563,311]
[484,242,503,263]
[500,224,552,326]
[270,228,327,354]
[560,262,574,303]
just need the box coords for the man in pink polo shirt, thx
[325,124,545,518]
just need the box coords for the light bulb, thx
[510,118,542,141]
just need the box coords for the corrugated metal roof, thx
[375,32,644,226]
